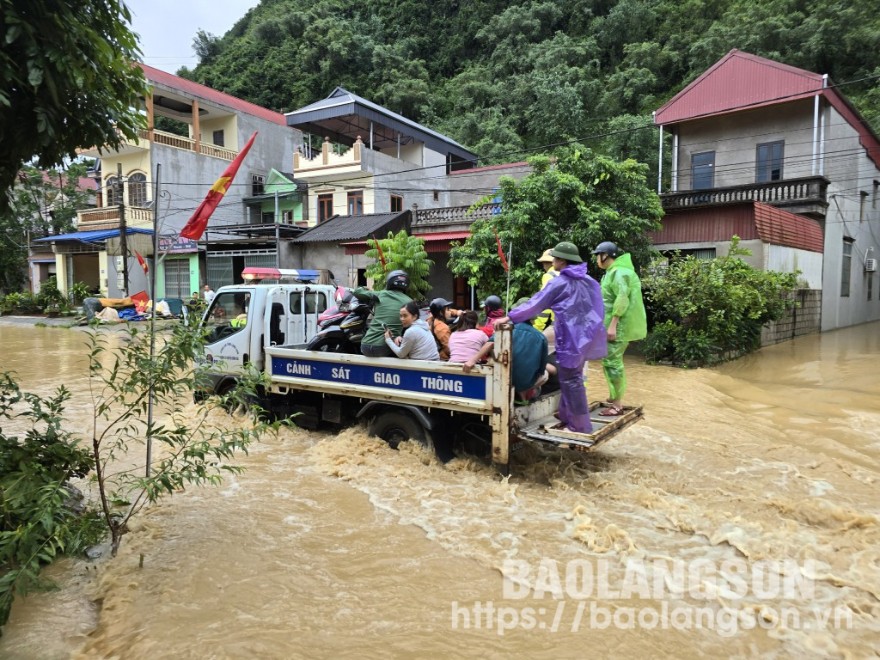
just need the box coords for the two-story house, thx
[37,64,302,298]
[285,87,530,304]
[652,49,880,332]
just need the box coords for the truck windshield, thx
[204,292,251,341]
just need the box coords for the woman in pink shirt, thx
[448,310,490,364]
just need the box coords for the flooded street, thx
[1,320,878,658]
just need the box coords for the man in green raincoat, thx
[592,241,646,416]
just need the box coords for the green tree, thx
[641,238,799,366]
[0,375,98,628]
[0,0,147,207]
[449,145,663,303]
[0,163,94,293]
[365,230,434,300]
[85,324,274,556]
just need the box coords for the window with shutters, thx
[128,172,147,207]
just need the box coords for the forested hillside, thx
[183,0,880,165]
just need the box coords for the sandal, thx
[599,405,624,416]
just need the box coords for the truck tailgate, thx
[520,402,644,452]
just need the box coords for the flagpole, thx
[505,241,513,310]
[146,163,161,478]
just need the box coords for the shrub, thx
[0,375,97,627]
[35,276,66,310]
[69,282,91,306]
[642,238,798,366]
[0,292,40,314]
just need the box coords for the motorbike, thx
[306,288,372,353]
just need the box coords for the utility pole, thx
[275,188,280,268]
[117,163,129,295]
[146,163,161,479]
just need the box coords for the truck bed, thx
[264,334,642,473]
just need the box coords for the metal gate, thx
[163,259,190,299]
[207,252,277,288]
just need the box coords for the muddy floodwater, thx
[1,320,878,658]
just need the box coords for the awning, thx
[342,231,470,255]
[34,228,153,244]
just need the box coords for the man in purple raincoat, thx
[497,241,607,433]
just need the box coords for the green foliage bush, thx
[69,282,92,306]
[0,375,99,628]
[0,292,40,315]
[642,238,799,366]
[35,276,66,311]
[365,230,434,300]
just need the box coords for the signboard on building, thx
[159,234,199,254]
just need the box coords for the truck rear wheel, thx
[368,411,429,450]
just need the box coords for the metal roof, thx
[286,87,477,163]
[649,202,823,253]
[654,50,825,126]
[34,228,154,243]
[292,211,411,244]
[342,230,470,256]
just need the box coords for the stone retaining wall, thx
[761,289,822,346]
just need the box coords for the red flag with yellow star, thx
[180,132,258,240]
[135,250,149,274]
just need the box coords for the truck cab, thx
[199,268,337,397]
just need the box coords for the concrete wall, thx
[446,163,532,206]
[148,118,298,234]
[819,105,880,330]
[674,99,816,190]
[289,243,371,289]
[761,289,822,345]
[196,115,237,147]
[765,244,823,289]
[362,148,450,212]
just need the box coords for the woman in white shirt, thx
[385,301,440,360]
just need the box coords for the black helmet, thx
[591,241,621,258]
[429,297,452,317]
[385,269,409,291]
[481,295,502,311]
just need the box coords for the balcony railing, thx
[294,136,362,174]
[77,205,154,229]
[661,176,829,211]
[414,203,502,227]
[139,129,237,161]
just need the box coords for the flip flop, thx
[599,405,624,416]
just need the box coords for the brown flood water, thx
[0,321,878,658]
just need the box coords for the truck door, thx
[286,287,329,345]
[202,289,254,375]
[264,286,289,347]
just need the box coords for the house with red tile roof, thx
[653,49,880,331]
[40,64,304,299]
